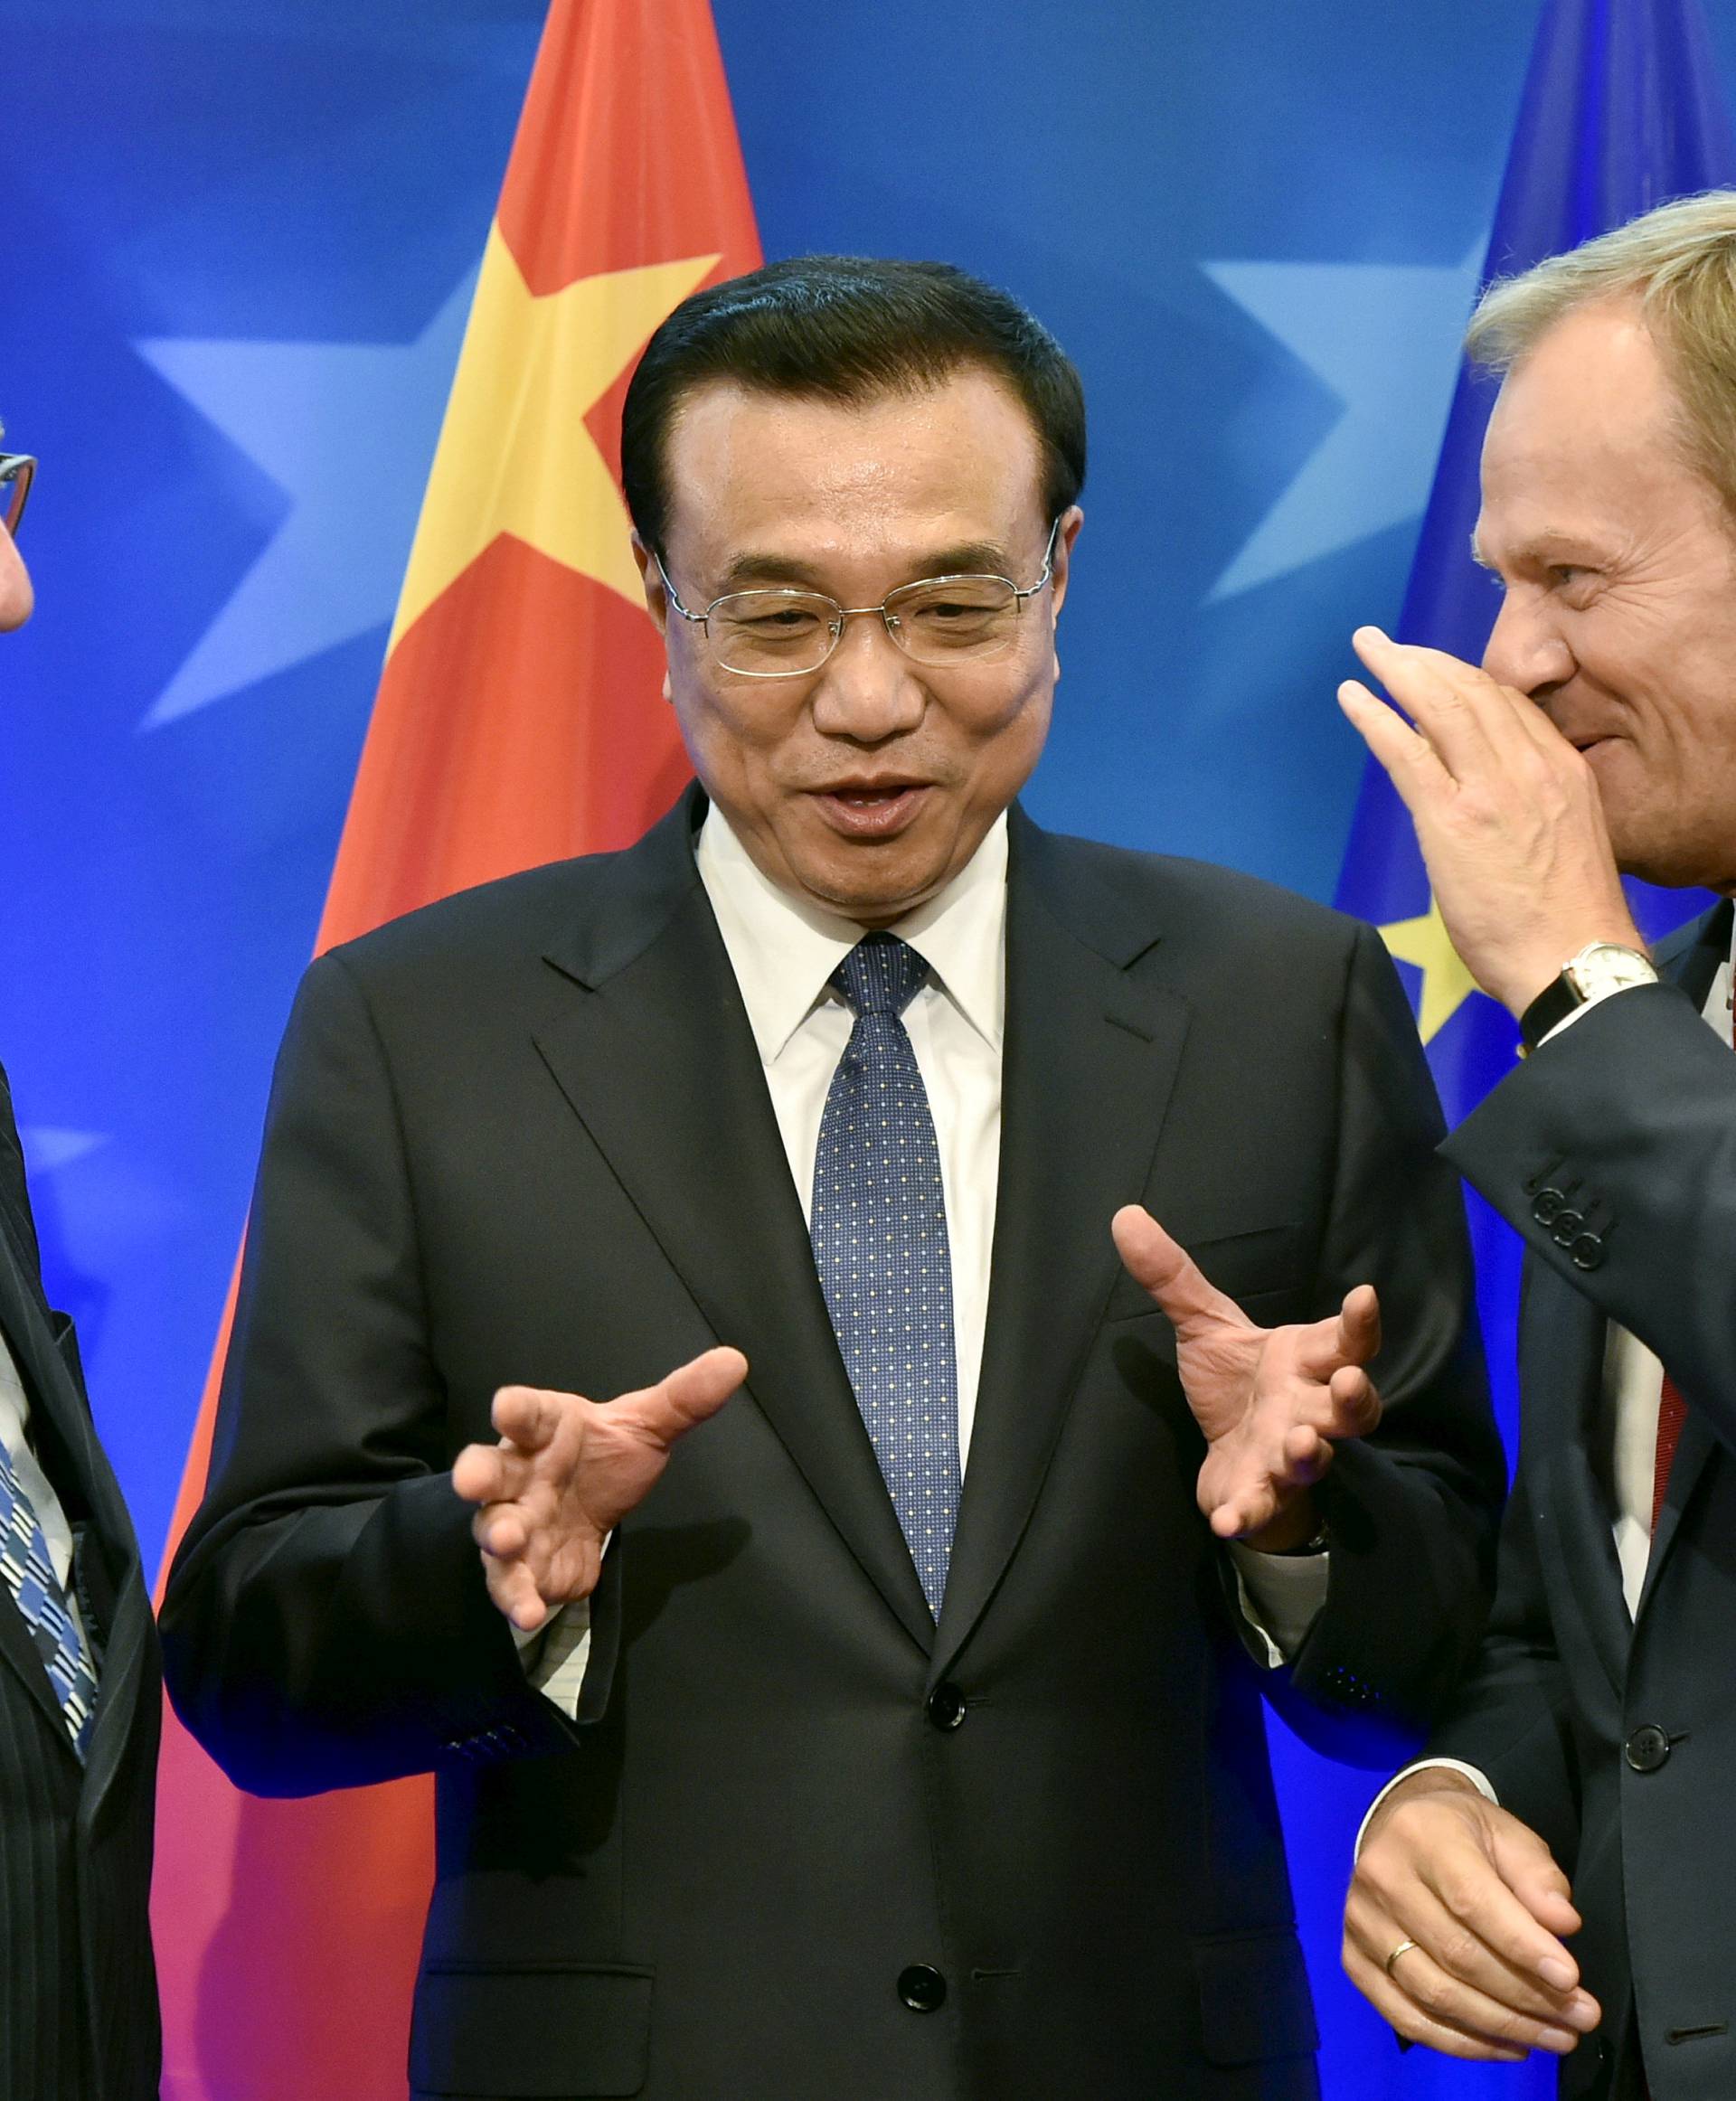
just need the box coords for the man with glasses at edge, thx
[163,259,1504,2100]
[0,426,162,2101]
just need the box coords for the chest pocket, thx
[1103,1221,1307,1327]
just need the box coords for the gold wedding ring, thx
[1384,1938,1420,1979]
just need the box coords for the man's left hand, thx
[1337,626,1642,1016]
[1111,1205,1382,1549]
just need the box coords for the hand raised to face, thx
[1338,626,1643,1017]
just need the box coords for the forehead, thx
[658,367,1047,561]
[1477,301,1712,547]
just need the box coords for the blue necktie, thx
[811,933,962,1617]
[0,1435,97,1757]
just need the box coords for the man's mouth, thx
[809,780,931,835]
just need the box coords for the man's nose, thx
[1481,589,1573,697]
[808,611,926,740]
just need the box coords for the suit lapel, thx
[534,795,932,1653]
[1632,900,1731,1613]
[1526,1259,1632,1694]
[934,813,1189,1675]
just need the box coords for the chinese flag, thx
[151,5,760,2096]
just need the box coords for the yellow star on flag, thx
[390,230,721,650]
[1381,893,1483,1042]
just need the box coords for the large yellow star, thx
[390,230,721,650]
[1381,893,1482,1042]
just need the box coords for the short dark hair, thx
[620,255,1087,559]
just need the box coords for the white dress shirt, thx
[1358,931,1735,1843]
[525,806,1326,1709]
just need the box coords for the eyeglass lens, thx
[709,575,1024,675]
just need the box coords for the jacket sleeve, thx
[1443,979,1736,1454]
[1260,921,1508,1764]
[159,950,614,1797]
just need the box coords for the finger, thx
[1351,627,1522,779]
[1337,1282,1382,1362]
[1290,1284,1382,1381]
[479,1547,551,1634]
[1343,1938,1553,2061]
[613,1345,748,1447]
[472,1500,530,1562]
[1489,1823,1584,1953]
[1344,1887,1595,2052]
[490,1384,580,1454]
[1110,1206,1246,1334]
[1326,1363,1382,1437]
[1205,1435,1333,1538]
[453,1439,533,1507]
[1336,681,1455,815]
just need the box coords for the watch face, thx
[1566,943,1656,997]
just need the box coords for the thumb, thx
[1111,1206,1244,1336]
[619,1345,747,1446]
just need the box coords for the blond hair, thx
[1468,191,1736,519]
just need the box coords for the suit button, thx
[1566,1232,1605,1271]
[1531,1186,1567,1226]
[1625,1724,1671,1773]
[1548,1209,1585,1246]
[927,1682,967,1730]
[898,1964,947,2012]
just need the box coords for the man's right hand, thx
[1344,1769,1602,2061]
[451,1345,747,1633]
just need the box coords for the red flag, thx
[152,6,760,2093]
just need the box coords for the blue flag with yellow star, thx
[1335,0,1734,1448]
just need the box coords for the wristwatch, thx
[1518,940,1657,1053]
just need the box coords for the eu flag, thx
[1334,0,1735,1456]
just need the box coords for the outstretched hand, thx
[1111,1206,1382,1547]
[452,1345,747,1631]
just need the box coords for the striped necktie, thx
[0,1435,97,1757]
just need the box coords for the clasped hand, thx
[1111,1205,1382,1548]
[1346,1771,1601,2060]
[451,1346,747,1631]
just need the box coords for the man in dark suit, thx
[1341,194,1736,2100]
[162,258,1503,2100]
[0,435,161,2098]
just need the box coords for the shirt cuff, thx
[1227,1541,1330,1668]
[1354,1757,1498,1858]
[514,1598,594,1719]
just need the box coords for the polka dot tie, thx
[811,934,961,1617]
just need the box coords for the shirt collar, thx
[695,804,1008,1064]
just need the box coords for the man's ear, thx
[631,532,669,637]
[0,525,33,632]
[1049,504,1084,620]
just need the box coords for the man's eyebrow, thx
[715,542,1018,594]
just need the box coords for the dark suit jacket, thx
[0,1066,160,2101]
[162,793,1503,2101]
[1429,902,1736,2101]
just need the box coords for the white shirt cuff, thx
[1228,1542,1330,1668]
[1354,1757,1498,1857]
[514,1598,594,1719]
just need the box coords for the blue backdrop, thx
[5,3,1732,2093]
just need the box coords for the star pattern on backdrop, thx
[1203,241,1484,598]
[135,269,478,726]
[390,233,720,647]
[1380,892,1484,1042]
